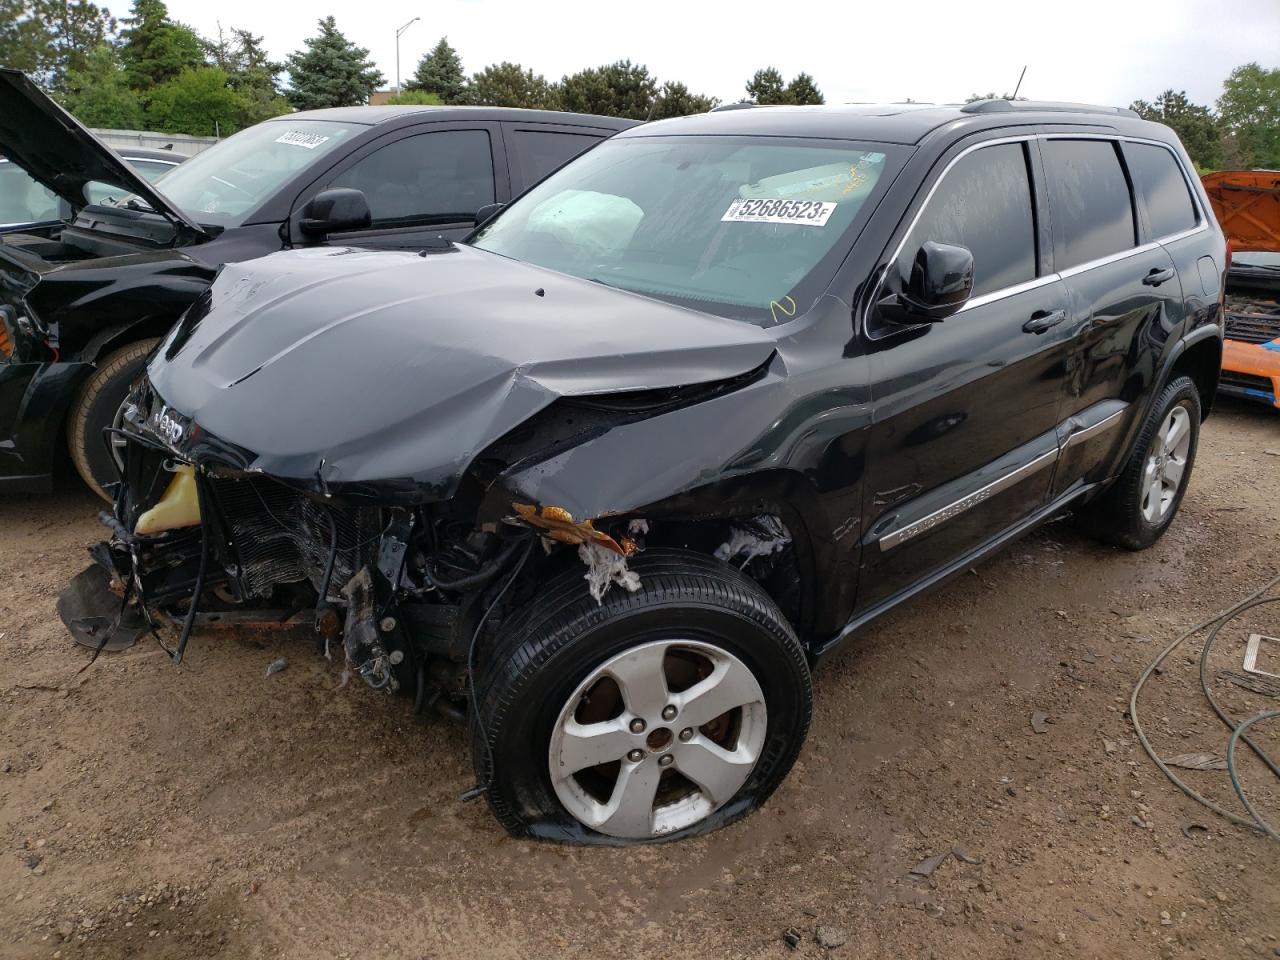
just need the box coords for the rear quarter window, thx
[1042,139,1136,270]
[1123,142,1199,239]
[512,129,605,185]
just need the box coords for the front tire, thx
[1078,375,1200,550]
[472,549,811,844]
[67,339,159,501]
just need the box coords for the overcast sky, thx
[166,0,1278,108]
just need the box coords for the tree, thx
[41,0,116,90]
[147,66,246,136]
[118,0,207,92]
[651,80,717,119]
[560,60,657,119]
[1217,62,1280,169]
[385,89,442,105]
[0,1,54,77]
[746,67,786,104]
[59,41,145,128]
[408,36,464,103]
[284,16,384,110]
[215,27,290,125]
[785,72,824,105]
[1130,89,1221,170]
[462,61,559,109]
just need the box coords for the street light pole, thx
[395,17,420,96]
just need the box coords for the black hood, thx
[0,68,205,235]
[147,244,777,498]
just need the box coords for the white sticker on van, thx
[721,198,837,226]
[274,130,331,150]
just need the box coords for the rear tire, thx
[67,338,159,501]
[1076,375,1200,550]
[472,549,811,844]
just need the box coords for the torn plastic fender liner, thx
[512,502,631,555]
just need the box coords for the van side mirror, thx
[299,188,372,236]
[877,240,974,324]
[474,202,504,227]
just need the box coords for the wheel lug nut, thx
[627,749,644,763]
[678,727,693,742]
[629,718,646,733]
[661,704,678,721]
[657,753,674,767]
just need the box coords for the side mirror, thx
[474,202,504,227]
[299,188,372,236]
[877,240,974,324]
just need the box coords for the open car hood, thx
[0,68,205,236]
[146,244,778,499]
[1202,170,1280,253]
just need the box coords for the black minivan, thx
[0,68,634,498]
[69,100,1224,844]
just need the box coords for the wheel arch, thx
[1168,329,1222,421]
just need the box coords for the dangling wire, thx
[172,468,211,665]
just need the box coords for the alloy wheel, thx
[547,639,767,840]
[1140,405,1191,523]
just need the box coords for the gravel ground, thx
[1,398,1278,960]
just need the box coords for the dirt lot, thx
[1,398,1278,960]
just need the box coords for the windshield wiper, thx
[120,197,154,213]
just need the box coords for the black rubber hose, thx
[172,469,210,665]
[1198,596,1280,779]
[428,536,527,591]
[1227,710,1280,841]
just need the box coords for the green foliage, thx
[147,66,246,136]
[1130,90,1222,169]
[214,27,290,125]
[560,60,657,119]
[965,91,1024,103]
[118,0,206,92]
[0,0,53,75]
[785,72,823,106]
[284,16,385,110]
[1217,62,1280,169]
[44,0,116,89]
[746,67,823,105]
[650,81,717,119]
[58,41,144,128]
[746,67,786,104]
[0,0,114,90]
[463,61,560,109]
[385,89,443,105]
[408,36,464,103]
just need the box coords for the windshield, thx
[143,119,361,227]
[0,160,58,226]
[471,136,899,324]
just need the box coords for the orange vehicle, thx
[1202,170,1280,409]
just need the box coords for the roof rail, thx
[961,99,1140,119]
[710,101,757,112]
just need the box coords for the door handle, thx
[1142,267,1175,287]
[1022,309,1067,334]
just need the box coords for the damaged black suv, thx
[64,100,1226,844]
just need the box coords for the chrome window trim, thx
[864,132,1209,334]
[878,449,1057,551]
[1063,408,1126,449]
[122,156,181,167]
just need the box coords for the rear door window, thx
[1041,139,1136,270]
[899,142,1037,298]
[510,128,606,186]
[327,129,496,228]
[1123,142,1198,239]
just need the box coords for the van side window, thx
[328,130,495,228]
[1041,140,1136,270]
[899,142,1036,299]
[1123,142,1198,239]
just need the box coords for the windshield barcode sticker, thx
[722,198,837,226]
[275,131,331,150]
